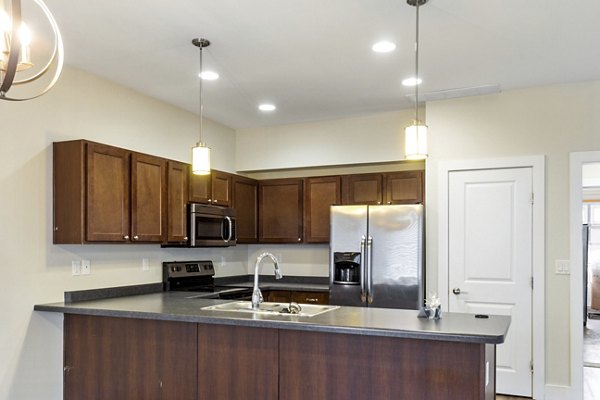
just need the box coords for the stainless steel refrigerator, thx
[329,204,424,309]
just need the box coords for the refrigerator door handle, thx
[367,236,373,304]
[360,236,367,303]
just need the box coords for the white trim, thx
[437,155,545,399]
[544,384,572,400]
[569,151,600,400]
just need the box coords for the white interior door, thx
[448,167,533,397]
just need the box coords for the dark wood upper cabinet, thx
[54,140,167,244]
[384,170,424,205]
[166,161,189,244]
[189,170,232,206]
[304,176,341,243]
[259,178,304,243]
[130,153,166,242]
[341,173,383,205]
[85,142,131,242]
[232,175,258,243]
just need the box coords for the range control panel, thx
[162,260,215,279]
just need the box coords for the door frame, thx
[569,151,600,400]
[437,155,545,399]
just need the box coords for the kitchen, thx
[2,1,600,399]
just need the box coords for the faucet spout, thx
[252,252,283,310]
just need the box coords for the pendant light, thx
[191,38,211,175]
[405,0,428,160]
[0,0,64,101]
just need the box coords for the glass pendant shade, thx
[192,142,211,175]
[405,121,428,160]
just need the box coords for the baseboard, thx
[544,384,573,399]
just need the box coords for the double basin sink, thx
[201,301,339,318]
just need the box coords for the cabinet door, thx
[291,291,329,305]
[86,143,130,242]
[304,176,341,243]
[384,171,424,204]
[189,172,211,204]
[131,153,166,242]
[198,324,278,400]
[166,161,189,243]
[64,315,197,400]
[342,173,383,205]
[232,176,258,243]
[266,290,292,303]
[259,179,304,243]
[211,170,232,206]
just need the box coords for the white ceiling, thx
[29,0,600,129]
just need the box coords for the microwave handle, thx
[223,216,233,242]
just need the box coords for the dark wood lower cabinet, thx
[197,324,278,400]
[64,315,197,400]
[63,316,494,400]
[279,330,495,400]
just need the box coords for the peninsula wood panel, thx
[198,324,278,400]
[64,315,197,400]
[279,330,495,400]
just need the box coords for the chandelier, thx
[0,0,64,101]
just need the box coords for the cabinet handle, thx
[133,235,139,240]
[213,199,218,203]
[123,235,129,240]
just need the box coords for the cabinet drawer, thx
[291,291,329,305]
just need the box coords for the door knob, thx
[452,288,468,295]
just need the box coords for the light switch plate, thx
[555,260,570,275]
[71,260,81,276]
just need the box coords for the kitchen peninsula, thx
[35,292,509,400]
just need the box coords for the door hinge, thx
[530,276,534,289]
[530,192,534,205]
[530,361,534,373]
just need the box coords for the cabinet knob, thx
[297,238,302,242]
[208,199,212,203]
[213,199,218,203]
[387,201,391,205]
[123,235,129,240]
[133,235,139,240]
[184,236,188,241]
[377,201,381,205]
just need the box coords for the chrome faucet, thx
[252,252,283,310]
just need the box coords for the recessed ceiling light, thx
[199,71,219,80]
[258,104,276,112]
[372,41,396,53]
[402,77,422,86]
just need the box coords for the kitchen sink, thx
[201,301,339,317]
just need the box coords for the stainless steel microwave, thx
[188,203,236,247]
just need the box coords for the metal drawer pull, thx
[305,298,319,302]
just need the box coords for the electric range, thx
[162,260,252,300]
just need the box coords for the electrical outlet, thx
[71,260,81,276]
[142,258,150,271]
[555,260,570,275]
[81,259,91,275]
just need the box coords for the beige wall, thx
[425,81,600,387]
[0,67,243,400]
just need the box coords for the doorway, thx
[438,156,545,399]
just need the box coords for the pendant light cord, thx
[198,45,204,144]
[415,1,420,124]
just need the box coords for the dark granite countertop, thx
[35,292,510,344]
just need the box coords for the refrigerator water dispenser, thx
[333,252,361,285]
